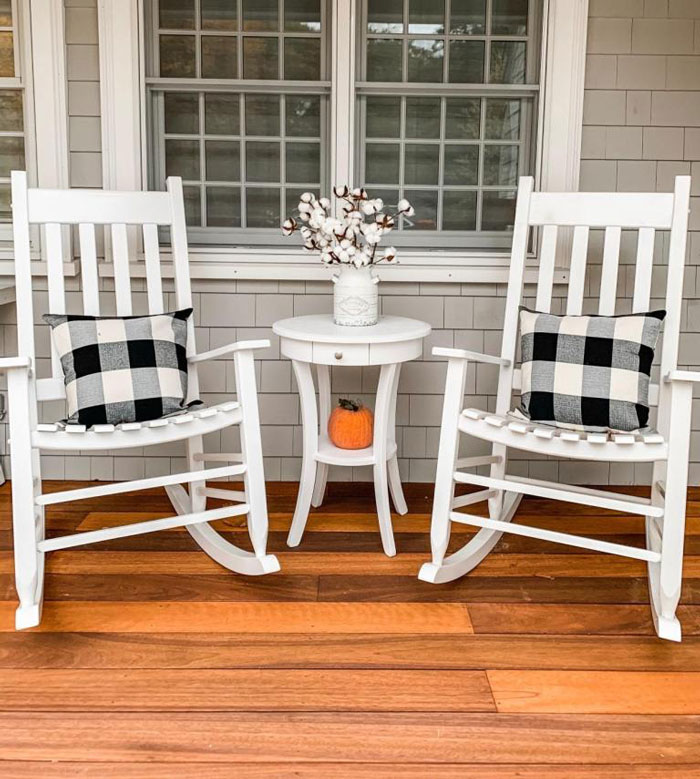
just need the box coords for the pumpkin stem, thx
[338,398,361,412]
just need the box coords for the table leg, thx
[287,360,318,548]
[311,364,331,508]
[373,362,399,557]
[387,363,408,515]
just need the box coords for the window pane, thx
[201,0,237,30]
[403,189,437,230]
[243,37,279,78]
[205,140,240,181]
[286,142,320,183]
[443,190,476,230]
[408,0,444,34]
[159,35,196,77]
[205,93,240,134]
[207,186,241,226]
[0,31,13,77]
[285,0,321,32]
[246,141,280,181]
[485,99,520,140]
[492,0,528,35]
[450,0,485,34]
[368,188,399,209]
[365,143,400,184]
[407,40,444,82]
[0,0,11,26]
[489,41,526,84]
[242,0,278,31]
[443,145,478,185]
[246,187,280,226]
[286,95,320,137]
[165,139,200,180]
[159,0,195,29]
[201,36,238,78]
[445,98,480,139]
[0,184,10,222]
[245,94,280,136]
[366,39,402,81]
[482,189,516,230]
[368,0,403,33]
[405,144,439,185]
[406,97,440,139]
[483,145,518,186]
[164,92,199,134]
[366,96,401,138]
[183,185,202,225]
[0,90,23,132]
[0,136,23,177]
[285,37,320,80]
[449,40,484,82]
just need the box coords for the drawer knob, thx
[334,351,343,360]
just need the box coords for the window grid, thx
[147,0,329,241]
[0,0,24,222]
[357,0,539,242]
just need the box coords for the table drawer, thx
[312,342,369,366]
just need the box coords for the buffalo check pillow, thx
[44,309,195,427]
[518,308,665,432]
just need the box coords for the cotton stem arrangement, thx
[282,186,414,268]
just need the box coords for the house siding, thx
[3,0,700,485]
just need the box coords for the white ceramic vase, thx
[332,265,379,327]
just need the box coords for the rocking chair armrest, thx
[189,339,270,364]
[666,369,700,384]
[432,347,510,367]
[0,356,31,371]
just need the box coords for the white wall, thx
[3,0,700,485]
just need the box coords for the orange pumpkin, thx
[328,398,373,450]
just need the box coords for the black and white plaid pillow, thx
[519,308,665,432]
[44,309,195,427]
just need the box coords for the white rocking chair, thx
[420,175,696,642]
[5,172,279,630]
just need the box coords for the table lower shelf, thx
[314,435,398,467]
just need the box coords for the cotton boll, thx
[319,197,331,209]
[300,192,313,203]
[361,201,376,215]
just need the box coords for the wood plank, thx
[0,602,473,634]
[488,670,700,714]
[0,669,494,712]
[0,712,699,764]
[317,575,671,604]
[2,764,697,778]
[73,510,700,535]
[27,574,319,602]
[1,633,700,671]
[468,604,700,636]
[4,550,692,578]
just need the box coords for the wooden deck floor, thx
[1,481,700,776]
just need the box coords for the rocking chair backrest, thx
[496,175,691,426]
[10,172,199,405]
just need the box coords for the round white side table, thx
[272,314,431,557]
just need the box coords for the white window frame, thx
[0,0,71,274]
[99,0,588,282]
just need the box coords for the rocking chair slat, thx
[45,222,66,379]
[449,511,662,563]
[566,225,589,315]
[535,224,557,312]
[143,223,164,314]
[37,502,250,553]
[111,223,132,315]
[35,463,246,506]
[599,226,622,315]
[78,223,100,315]
[633,227,655,312]
[453,471,664,517]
